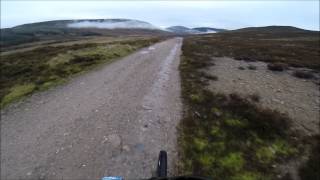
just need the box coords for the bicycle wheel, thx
[157,150,167,177]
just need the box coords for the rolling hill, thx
[232,25,315,33]
[224,26,318,38]
[0,19,171,48]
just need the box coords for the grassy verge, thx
[0,37,162,107]
[178,37,313,180]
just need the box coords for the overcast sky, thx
[1,1,319,30]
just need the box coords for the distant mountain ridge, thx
[1,19,170,47]
[1,19,316,48]
[1,19,228,48]
[231,26,317,33]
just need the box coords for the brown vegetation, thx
[267,62,288,71]
[178,30,319,179]
[188,29,319,70]
[293,70,315,79]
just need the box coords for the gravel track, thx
[1,38,183,180]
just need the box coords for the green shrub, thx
[198,153,215,167]
[220,152,245,172]
[231,172,263,180]
[210,126,220,137]
[189,93,204,103]
[210,141,226,153]
[193,138,208,152]
[224,118,247,127]
[256,146,275,164]
[211,107,222,117]
[271,139,297,156]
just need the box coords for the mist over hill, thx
[67,19,159,29]
[192,27,227,33]
[165,26,228,34]
[166,26,200,34]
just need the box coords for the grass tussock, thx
[267,63,288,71]
[0,38,162,107]
[1,83,35,106]
[178,37,308,180]
[248,93,260,102]
[299,135,320,180]
[238,66,246,70]
[247,65,257,70]
[293,70,314,79]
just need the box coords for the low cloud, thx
[67,20,159,29]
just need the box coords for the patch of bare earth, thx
[206,57,319,136]
[205,57,320,179]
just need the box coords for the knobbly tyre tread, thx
[157,150,167,177]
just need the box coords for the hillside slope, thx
[195,26,319,70]
[178,25,319,180]
[0,19,171,48]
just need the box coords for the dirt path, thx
[1,38,183,180]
